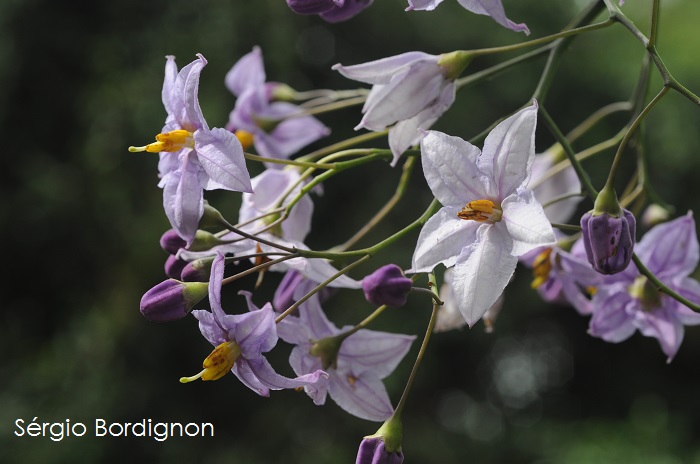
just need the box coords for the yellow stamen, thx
[129,129,194,153]
[586,286,598,296]
[347,375,358,387]
[531,248,553,289]
[234,130,255,150]
[179,341,241,383]
[457,199,502,222]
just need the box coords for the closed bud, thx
[356,415,403,464]
[160,229,187,254]
[181,256,215,282]
[199,201,228,229]
[362,265,412,307]
[580,208,636,275]
[188,230,230,252]
[164,254,188,279]
[140,279,208,322]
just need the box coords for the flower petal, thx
[253,103,330,160]
[193,127,253,192]
[337,329,415,379]
[501,189,556,256]
[172,54,209,132]
[230,302,279,358]
[456,0,530,34]
[162,151,204,245]
[530,151,583,224]
[588,284,636,342]
[289,346,329,405]
[420,130,489,207]
[479,102,538,198]
[328,370,393,421]
[332,52,435,85]
[162,55,178,119]
[410,207,479,273]
[636,306,685,362]
[243,356,329,393]
[225,46,266,97]
[450,225,518,327]
[406,0,444,11]
[636,212,698,279]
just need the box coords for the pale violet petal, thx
[636,212,698,279]
[479,102,538,199]
[230,303,279,358]
[162,152,204,245]
[456,0,530,34]
[420,130,489,207]
[173,54,209,132]
[332,52,435,85]
[225,46,266,97]
[388,83,456,167]
[636,306,684,362]
[530,152,583,224]
[192,309,227,346]
[451,225,517,327]
[328,370,393,421]
[232,358,271,396]
[162,56,178,118]
[253,103,330,160]
[194,128,253,193]
[289,348,329,405]
[674,278,700,325]
[588,285,637,342]
[501,189,556,256]
[406,0,444,11]
[410,207,479,273]
[337,330,415,379]
[245,356,329,392]
[357,64,445,131]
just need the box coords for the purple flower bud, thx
[181,257,215,282]
[580,208,636,275]
[356,436,404,464]
[140,279,208,322]
[160,229,187,254]
[287,0,338,15]
[362,265,412,307]
[164,254,188,279]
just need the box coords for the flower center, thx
[129,129,195,153]
[530,248,553,289]
[457,199,502,223]
[234,129,255,150]
[628,275,661,311]
[179,341,241,383]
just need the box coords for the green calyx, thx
[253,115,282,134]
[437,51,474,80]
[592,185,622,217]
[188,230,229,252]
[368,413,403,454]
[182,281,209,311]
[628,275,661,311]
[269,83,297,102]
[309,334,346,370]
[199,201,227,229]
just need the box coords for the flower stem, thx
[274,255,371,323]
[539,105,598,199]
[297,131,388,163]
[244,152,336,170]
[333,156,416,252]
[221,255,298,285]
[393,272,441,418]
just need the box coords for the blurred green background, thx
[2,0,700,462]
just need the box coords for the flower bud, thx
[164,254,188,279]
[580,208,636,274]
[160,229,187,254]
[356,436,404,464]
[181,257,215,282]
[188,230,230,252]
[362,265,412,307]
[356,415,403,464]
[140,279,208,322]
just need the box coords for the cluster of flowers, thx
[131,0,698,462]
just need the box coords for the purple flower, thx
[130,54,253,245]
[588,212,700,362]
[581,208,636,275]
[140,279,208,322]
[278,295,415,421]
[410,103,556,326]
[356,436,404,464]
[333,52,468,166]
[180,253,328,394]
[406,0,529,35]
[226,47,330,164]
[287,0,374,22]
[362,265,413,307]
[273,270,337,312]
[529,148,583,224]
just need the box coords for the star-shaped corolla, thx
[410,102,556,326]
[277,295,415,421]
[406,0,529,35]
[130,54,253,245]
[333,52,457,166]
[226,47,330,165]
[181,253,328,394]
[588,212,700,362]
